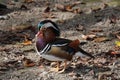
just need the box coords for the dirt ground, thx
[0,0,120,80]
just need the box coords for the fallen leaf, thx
[42,13,56,18]
[11,24,32,31]
[55,3,77,12]
[21,35,32,45]
[22,40,32,45]
[93,37,109,42]
[73,8,81,14]
[55,4,65,11]
[44,6,50,13]
[68,72,76,77]
[90,28,103,32]
[65,5,73,12]
[74,1,82,5]
[24,0,34,3]
[23,57,35,67]
[113,31,120,35]
[98,71,112,80]
[105,50,120,57]
[109,14,117,24]
[82,34,96,40]
[116,35,120,40]
[0,47,10,51]
[115,41,120,46]
[92,8,101,12]
[20,5,28,10]
[114,46,120,51]
[76,24,84,31]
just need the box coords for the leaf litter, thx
[0,0,120,80]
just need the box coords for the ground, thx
[0,0,120,80]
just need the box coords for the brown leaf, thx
[76,24,84,31]
[90,28,103,32]
[82,34,96,40]
[55,4,65,11]
[21,35,32,45]
[23,57,35,67]
[42,13,56,18]
[68,72,76,77]
[65,5,73,12]
[11,24,32,31]
[73,8,81,14]
[113,31,120,35]
[24,0,34,3]
[22,40,32,45]
[93,37,109,42]
[44,6,50,13]
[98,71,112,80]
[114,46,120,51]
[105,50,120,57]
[73,1,82,5]
[0,47,9,51]
[110,14,117,24]
[20,5,28,10]
[116,35,120,40]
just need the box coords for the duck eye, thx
[40,27,46,31]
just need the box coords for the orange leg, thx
[58,60,67,73]
[50,61,60,72]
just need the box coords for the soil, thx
[0,0,120,80]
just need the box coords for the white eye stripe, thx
[41,22,59,31]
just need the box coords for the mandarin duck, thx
[35,20,94,73]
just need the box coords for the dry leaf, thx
[42,13,56,18]
[23,57,35,67]
[73,1,82,5]
[110,14,117,24]
[65,5,73,12]
[55,4,65,11]
[116,35,120,40]
[22,39,32,45]
[113,31,120,35]
[21,35,32,45]
[98,71,112,80]
[44,6,50,13]
[114,46,120,51]
[93,37,109,42]
[105,50,120,57]
[76,24,84,31]
[115,41,120,46]
[68,72,76,77]
[90,28,103,32]
[82,34,96,40]
[24,0,34,3]
[73,8,81,14]
[20,5,28,10]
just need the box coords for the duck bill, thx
[36,31,43,38]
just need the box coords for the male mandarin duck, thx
[35,20,94,73]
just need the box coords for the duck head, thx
[37,20,60,37]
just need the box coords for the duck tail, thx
[75,47,95,59]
